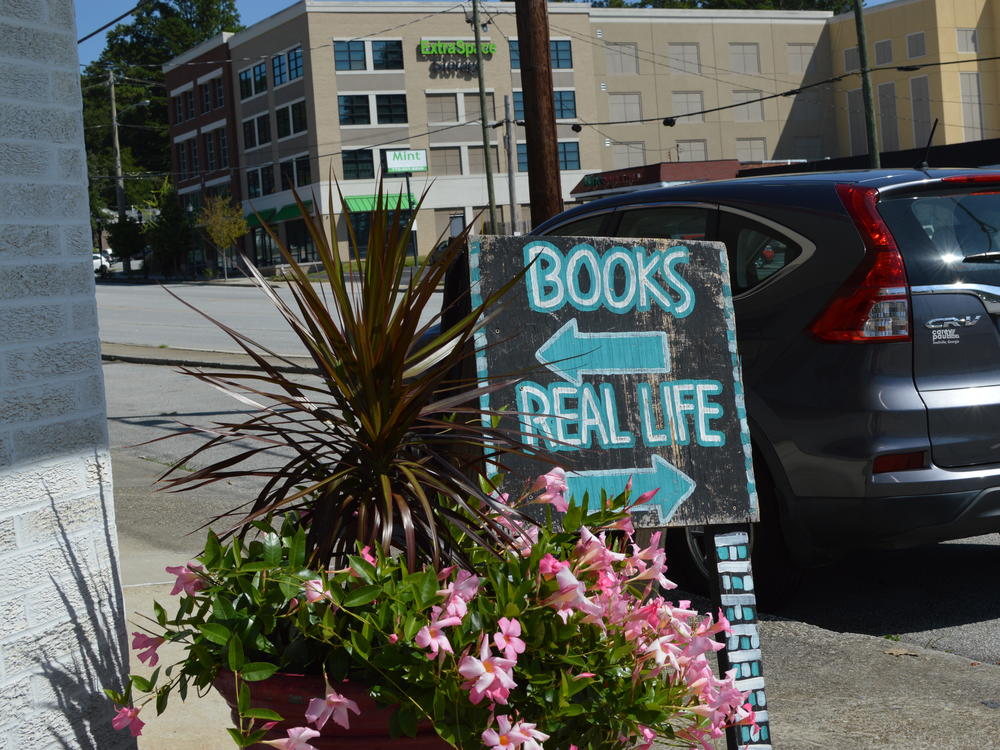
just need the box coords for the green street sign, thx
[385,149,428,174]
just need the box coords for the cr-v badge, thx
[925,315,982,329]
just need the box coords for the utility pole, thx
[109,69,131,271]
[472,0,498,232]
[514,0,562,227]
[852,0,880,168]
[503,95,520,234]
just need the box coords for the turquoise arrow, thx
[566,455,695,523]
[536,318,670,386]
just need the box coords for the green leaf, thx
[343,584,380,607]
[350,630,372,660]
[289,526,306,569]
[243,707,284,721]
[228,635,246,671]
[562,502,583,533]
[153,600,167,627]
[411,569,438,609]
[129,674,152,693]
[201,531,223,568]
[241,662,279,682]
[561,703,586,717]
[155,687,170,715]
[349,556,376,583]
[199,622,232,645]
[237,681,251,713]
[103,688,125,704]
[226,727,259,748]
[396,705,418,737]
[262,532,282,567]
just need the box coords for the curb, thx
[100,343,315,374]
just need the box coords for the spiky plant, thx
[160,182,542,571]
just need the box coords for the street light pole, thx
[108,69,130,271]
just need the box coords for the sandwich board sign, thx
[469,234,772,749]
[469,235,758,528]
[385,149,428,174]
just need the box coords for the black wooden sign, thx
[470,235,758,527]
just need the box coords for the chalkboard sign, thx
[470,235,758,527]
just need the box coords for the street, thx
[104,357,1000,666]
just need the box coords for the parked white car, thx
[93,252,110,276]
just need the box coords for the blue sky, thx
[75,0,896,67]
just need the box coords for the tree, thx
[108,216,146,271]
[81,2,242,234]
[145,180,195,278]
[197,194,249,279]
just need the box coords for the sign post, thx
[469,235,772,750]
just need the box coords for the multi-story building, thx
[829,0,997,157]
[163,0,998,266]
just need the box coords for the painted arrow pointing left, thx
[535,318,671,386]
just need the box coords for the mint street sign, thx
[470,235,758,527]
[385,149,428,174]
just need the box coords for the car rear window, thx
[879,190,1000,286]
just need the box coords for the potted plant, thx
[106,185,754,748]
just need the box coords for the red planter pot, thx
[213,670,450,749]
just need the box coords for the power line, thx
[78,1,149,44]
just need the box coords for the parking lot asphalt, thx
[106,343,1000,750]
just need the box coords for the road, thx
[98,283,1000,666]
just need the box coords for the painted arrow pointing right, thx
[565,454,696,524]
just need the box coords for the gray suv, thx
[534,169,1000,585]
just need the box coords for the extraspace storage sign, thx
[470,235,757,527]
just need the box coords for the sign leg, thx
[707,524,772,750]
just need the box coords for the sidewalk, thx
[109,343,1000,750]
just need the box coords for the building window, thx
[172,95,183,123]
[669,43,700,75]
[606,42,638,74]
[201,83,211,113]
[430,146,462,175]
[911,76,932,147]
[276,100,308,138]
[907,32,925,59]
[272,54,288,86]
[261,165,275,195]
[339,94,370,125]
[516,143,527,172]
[205,133,217,171]
[786,43,814,74]
[218,129,229,167]
[468,145,499,174]
[252,62,267,94]
[372,40,403,70]
[676,139,706,161]
[557,142,580,170]
[551,40,572,69]
[213,77,225,108]
[957,29,978,54]
[253,226,279,267]
[671,91,704,122]
[178,141,189,179]
[733,90,763,122]
[189,140,199,173]
[730,43,760,74]
[961,71,984,140]
[843,47,860,72]
[183,90,195,120]
[464,92,495,121]
[848,88,866,155]
[343,149,375,180]
[509,40,520,70]
[286,219,317,263]
[427,93,458,123]
[874,39,892,65]
[735,137,767,162]
[335,40,366,71]
[554,90,577,119]
[243,114,270,148]
[256,113,270,145]
[376,93,408,124]
[288,47,303,80]
[247,168,260,198]
[280,155,311,190]
[512,91,524,120]
[878,81,898,151]
[608,92,641,122]
[239,69,252,99]
[509,40,572,70]
[612,141,645,169]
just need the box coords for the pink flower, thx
[532,467,569,512]
[635,724,657,750]
[513,721,550,750]
[458,640,517,705]
[572,672,596,680]
[263,726,322,750]
[304,688,361,730]
[360,546,376,565]
[164,563,206,596]
[538,553,567,579]
[414,609,462,660]
[303,579,330,604]
[111,706,144,737]
[388,633,399,644]
[543,566,604,623]
[131,632,165,667]
[481,715,529,750]
[493,617,526,661]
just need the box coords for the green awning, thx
[245,208,276,228]
[343,193,416,213]
[272,200,313,222]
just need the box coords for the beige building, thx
[168,1,839,262]
[829,0,998,156]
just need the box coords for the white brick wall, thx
[0,1,134,748]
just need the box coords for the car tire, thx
[664,458,801,608]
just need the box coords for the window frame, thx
[334,40,366,71]
[338,94,371,126]
[554,90,577,120]
[907,31,926,59]
[372,40,404,70]
[375,92,408,124]
[276,99,308,140]
[342,149,375,180]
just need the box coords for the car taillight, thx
[810,184,911,343]
[873,451,927,474]
[940,173,1000,184]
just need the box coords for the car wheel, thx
[664,461,800,608]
